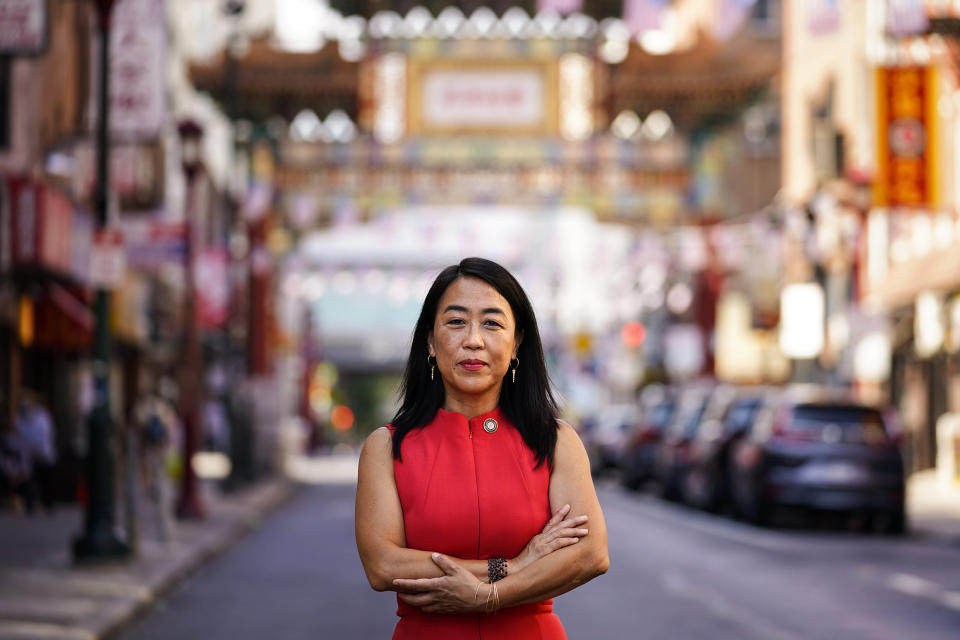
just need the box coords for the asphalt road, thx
[116,479,960,639]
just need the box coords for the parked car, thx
[729,391,905,533]
[654,384,713,500]
[582,404,640,477]
[619,385,676,490]
[683,386,775,512]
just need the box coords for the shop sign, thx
[0,0,47,55]
[779,283,825,359]
[121,217,185,269]
[874,66,939,208]
[411,62,554,134]
[109,0,166,138]
[7,177,75,276]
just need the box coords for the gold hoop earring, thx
[427,354,437,381]
[511,357,519,384]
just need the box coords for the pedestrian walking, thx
[14,391,57,514]
[0,426,30,511]
[135,390,178,542]
[356,257,609,639]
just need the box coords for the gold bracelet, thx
[484,582,494,613]
[474,581,485,602]
[491,582,500,613]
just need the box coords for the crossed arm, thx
[354,422,609,613]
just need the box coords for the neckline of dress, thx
[436,405,504,425]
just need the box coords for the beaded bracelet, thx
[487,557,507,583]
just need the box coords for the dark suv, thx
[683,386,773,512]
[619,385,676,490]
[654,384,713,501]
[730,392,905,533]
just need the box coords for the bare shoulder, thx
[555,419,583,443]
[553,419,587,458]
[359,426,393,461]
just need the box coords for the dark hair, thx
[391,257,559,468]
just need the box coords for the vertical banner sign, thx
[110,0,166,138]
[874,66,939,209]
[0,0,47,54]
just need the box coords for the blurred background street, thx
[2,0,960,638]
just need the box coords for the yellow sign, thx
[874,66,939,208]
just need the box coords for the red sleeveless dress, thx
[389,407,566,639]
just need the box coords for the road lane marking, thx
[660,571,805,640]
[886,573,960,613]
[886,573,939,597]
[939,591,960,611]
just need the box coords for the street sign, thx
[90,228,125,288]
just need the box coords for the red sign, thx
[8,177,75,275]
[874,66,939,208]
[196,248,228,329]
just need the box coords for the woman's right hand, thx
[510,504,588,574]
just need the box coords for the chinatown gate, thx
[188,9,778,379]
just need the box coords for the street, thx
[116,478,960,640]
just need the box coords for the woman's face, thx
[428,277,520,407]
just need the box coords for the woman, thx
[356,257,609,639]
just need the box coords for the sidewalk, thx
[0,478,295,640]
[907,469,960,543]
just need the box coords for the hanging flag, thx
[623,0,668,35]
[712,0,756,41]
[537,0,583,14]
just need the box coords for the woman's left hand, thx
[394,553,485,614]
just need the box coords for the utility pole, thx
[74,0,130,564]
[175,120,206,519]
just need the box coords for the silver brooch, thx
[483,418,498,434]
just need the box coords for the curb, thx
[96,480,298,640]
[0,480,298,640]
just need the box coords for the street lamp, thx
[176,119,206,519]
[74,0,131,564]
